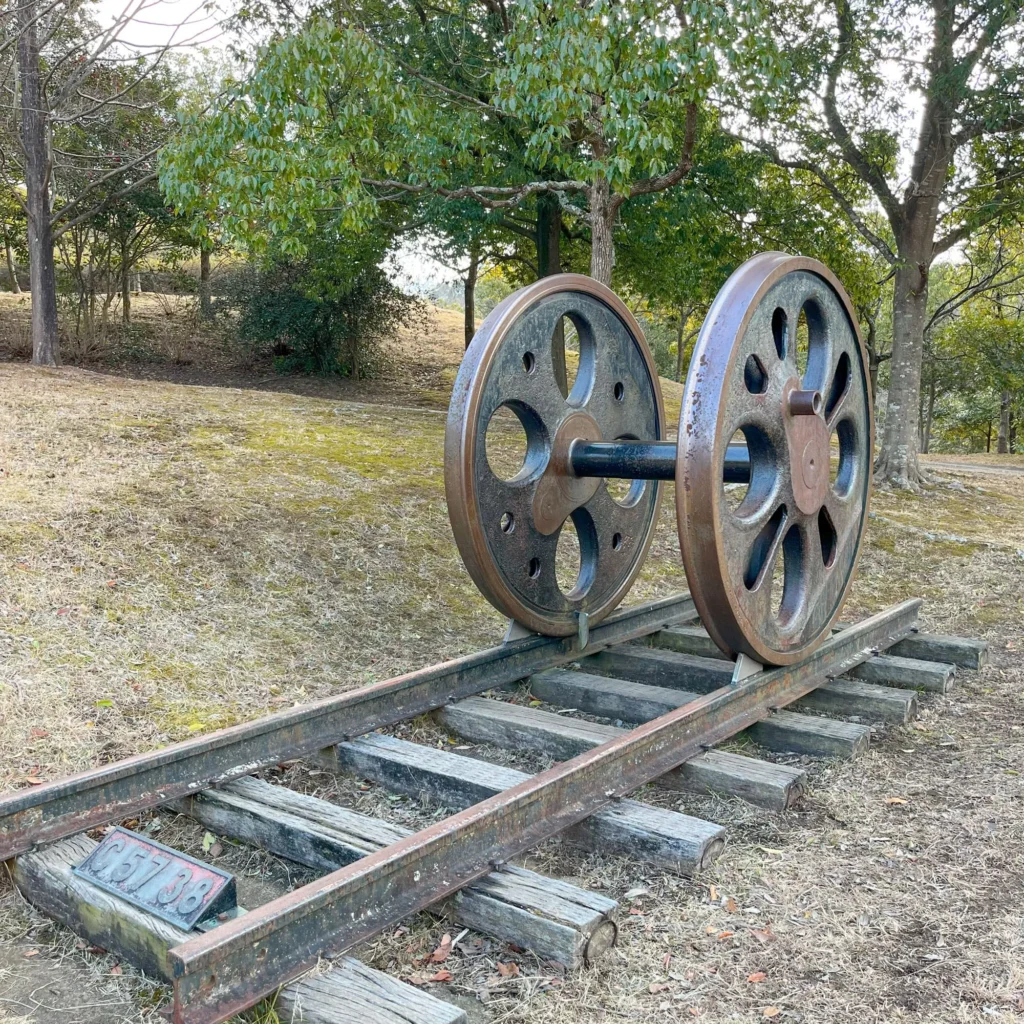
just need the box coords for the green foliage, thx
[224,232,421,377]
[161,0,782,258]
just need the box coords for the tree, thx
[749,0,1024,487]
[162,0,779,286]
[0,0,197,364]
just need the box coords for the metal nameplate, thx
[73,827,236,930]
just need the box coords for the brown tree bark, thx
[463,239,479,350]
[199,245,213,320]
[537,192,567,393]
[18,0,60,366]
[874,235,933,487]
[998,390,1011,454]
[588,176,615,287]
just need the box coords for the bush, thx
[224,244,421,378]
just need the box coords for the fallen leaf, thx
[751,927,777,945]
[747,972,767,983]
[763,1008,781,1018]
[429,934,453,963]
[25,777,44,785]
[202,831,216,853]
[688,1008,700,1017]
[29,728,49,739]
[208,842,223,858]
[624,886,649,900]
[663,953,672,970]
[110,964,122,976]
[724,897,738,913]
[428,969,452,983]
[709,884,719,901]
[629,907,645,916]
[496,961,520,978]
[885,797,907,805]
[23,950,38,958]
[407,975,427,986]
[649,982,671,994]
[716,931,734,940]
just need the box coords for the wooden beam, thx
[178,777,617,967]
[887,632,987,670]
[795,677,918,725]
[641,625,729,660]
[331,733,727,874]
[848,654,955,693]
[10,835,466,1024]
[584,646,730,693]
[440,693,805,810]
[528,668,871,759]
[748,711,871,758]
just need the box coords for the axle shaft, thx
[569,441,751,483]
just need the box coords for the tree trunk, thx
[17,1,59,366]
[676,311,686,382]
[998,390,1011,454]
[588,177,615,287]
[537,192,567,393]
[199,245,213,320]
[874,256,929,487]
[5,238,21,293]
[463,239,479,349]
[121,240,131,324]
[986,420,992,453]
[922,378,936,454]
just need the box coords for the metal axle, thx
[570,441,751,482]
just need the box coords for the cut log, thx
[178,777,617,966]
[887,632,987,670]
[441,693,805,810]
[584,646,730,693]
[795,677,918,725]
[11,836,466,1024]
[332,733,726,874]
[848,654,955,693]
[527,669,870,759]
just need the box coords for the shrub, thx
[224,236,422,378]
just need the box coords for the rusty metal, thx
[0,592,696,862]
[73,827,236,929]
[445,274,666,636]
[677,253,873,666]
[167,598,920,1024]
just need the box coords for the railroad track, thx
[0,591,986,1024]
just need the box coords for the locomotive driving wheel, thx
[677,253,873,666]
[445,275,666,636]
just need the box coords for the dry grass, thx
[0,308,1022,1023]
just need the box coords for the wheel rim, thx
[446,274,665,635]
[677,253,873,665]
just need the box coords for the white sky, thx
[91,0,225,51]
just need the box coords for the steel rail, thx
[168,598,921,1024]
[0,593,697,861]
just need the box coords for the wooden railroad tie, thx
[3,594,988,1024]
